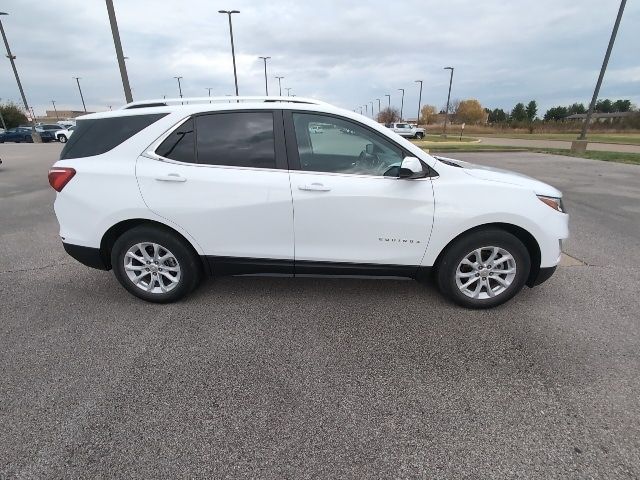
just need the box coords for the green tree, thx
[567,103,586,115]
[487,108,508,123]
[543,106,568,121]
[612,99,632,112]
[510,103,527,122]
[595,99,613,113]
[525,100,538,121]
[0,102,28,129]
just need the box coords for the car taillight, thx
[48,167,76,192]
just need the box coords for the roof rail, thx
[122,96,329,110]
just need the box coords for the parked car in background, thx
[55,126,75,143]
[38,123,65,134]
[49,96,568,308]
[57,120,76,129]
[386,122,425,139]
[1,126,55,143]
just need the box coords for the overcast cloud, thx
[1,0,638,118]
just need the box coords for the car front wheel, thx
[111,225,202,303]
[58,135,67,143]
[415,132,424,139]
[436,229,530,308]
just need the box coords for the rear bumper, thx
[62,242,109,270]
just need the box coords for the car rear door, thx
[136,109,295,275]
[285,111,434,274]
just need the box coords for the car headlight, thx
[537,195,564,213]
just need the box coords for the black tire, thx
[111,225,202,303]
[415,132,424,139]
[58,135,67,143]
[436,229,530,309]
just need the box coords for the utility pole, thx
[398,88,405,120]
[415,80,423,124]
[0,12,41,141]
[574,0,627,151]
[73,77,87,112]
[219,10,240,96]
[51,100,59,120]
[443,66,454,137]
[275,76,284,96]
[105,0,133,103]
[258,56,271,95]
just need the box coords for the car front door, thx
[137,110,295,275]
[285,111,434,274]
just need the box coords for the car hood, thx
[434,156,562,197]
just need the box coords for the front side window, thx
[195,112,276,168]
[292,113,404,176]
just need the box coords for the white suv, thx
[49,96,568,308]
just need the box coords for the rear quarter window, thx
[60,113,167,160]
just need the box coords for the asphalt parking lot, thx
[1,144,639,478]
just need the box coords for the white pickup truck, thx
[386,122,425,139]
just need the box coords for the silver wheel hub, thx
[455,246,516,300]
[124,242,181,294]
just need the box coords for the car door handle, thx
[155,174,186,183]
[298,183,331,192]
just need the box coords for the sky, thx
[0,0,638,119]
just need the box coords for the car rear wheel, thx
[111,225,202,303]
[436,229,530,308]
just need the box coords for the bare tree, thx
[377,107,400,124]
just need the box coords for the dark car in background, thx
[0,126,55,143]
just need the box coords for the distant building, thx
[565,112,634,123]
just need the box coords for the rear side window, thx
[60,114,167,160]
[156,118,195,163]
[195,112,276,168]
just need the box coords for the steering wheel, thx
[357,150,383,173]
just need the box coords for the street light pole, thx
[219,10,240,96]
[275,76,284,96]
[443,66,454,138]
[51,100,59,120]
[370,101,374,119]
[258,56,271,95]
[376,98,381,119]
[385,94,390,109]
[398,88,405,120]
[73,77,87,112]
[577,0,627,144]
[285,87,292,97]
[206,87,213,103]
[415,80,423,124]
[0,12,41,142]
[105,0,133,103]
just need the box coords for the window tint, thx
[60,113,167,160]
[195,112,275,168]
[156,118,195,163]
[292,113,404,176]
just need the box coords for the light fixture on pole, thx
[219,10,240,96]
[415,80,423,124]
[73,77,87,112]
[258,56,271,95]
[0,12,41,142]
[275,76,284,96]
[443,66,454,138]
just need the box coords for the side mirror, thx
[398,156,427,179]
